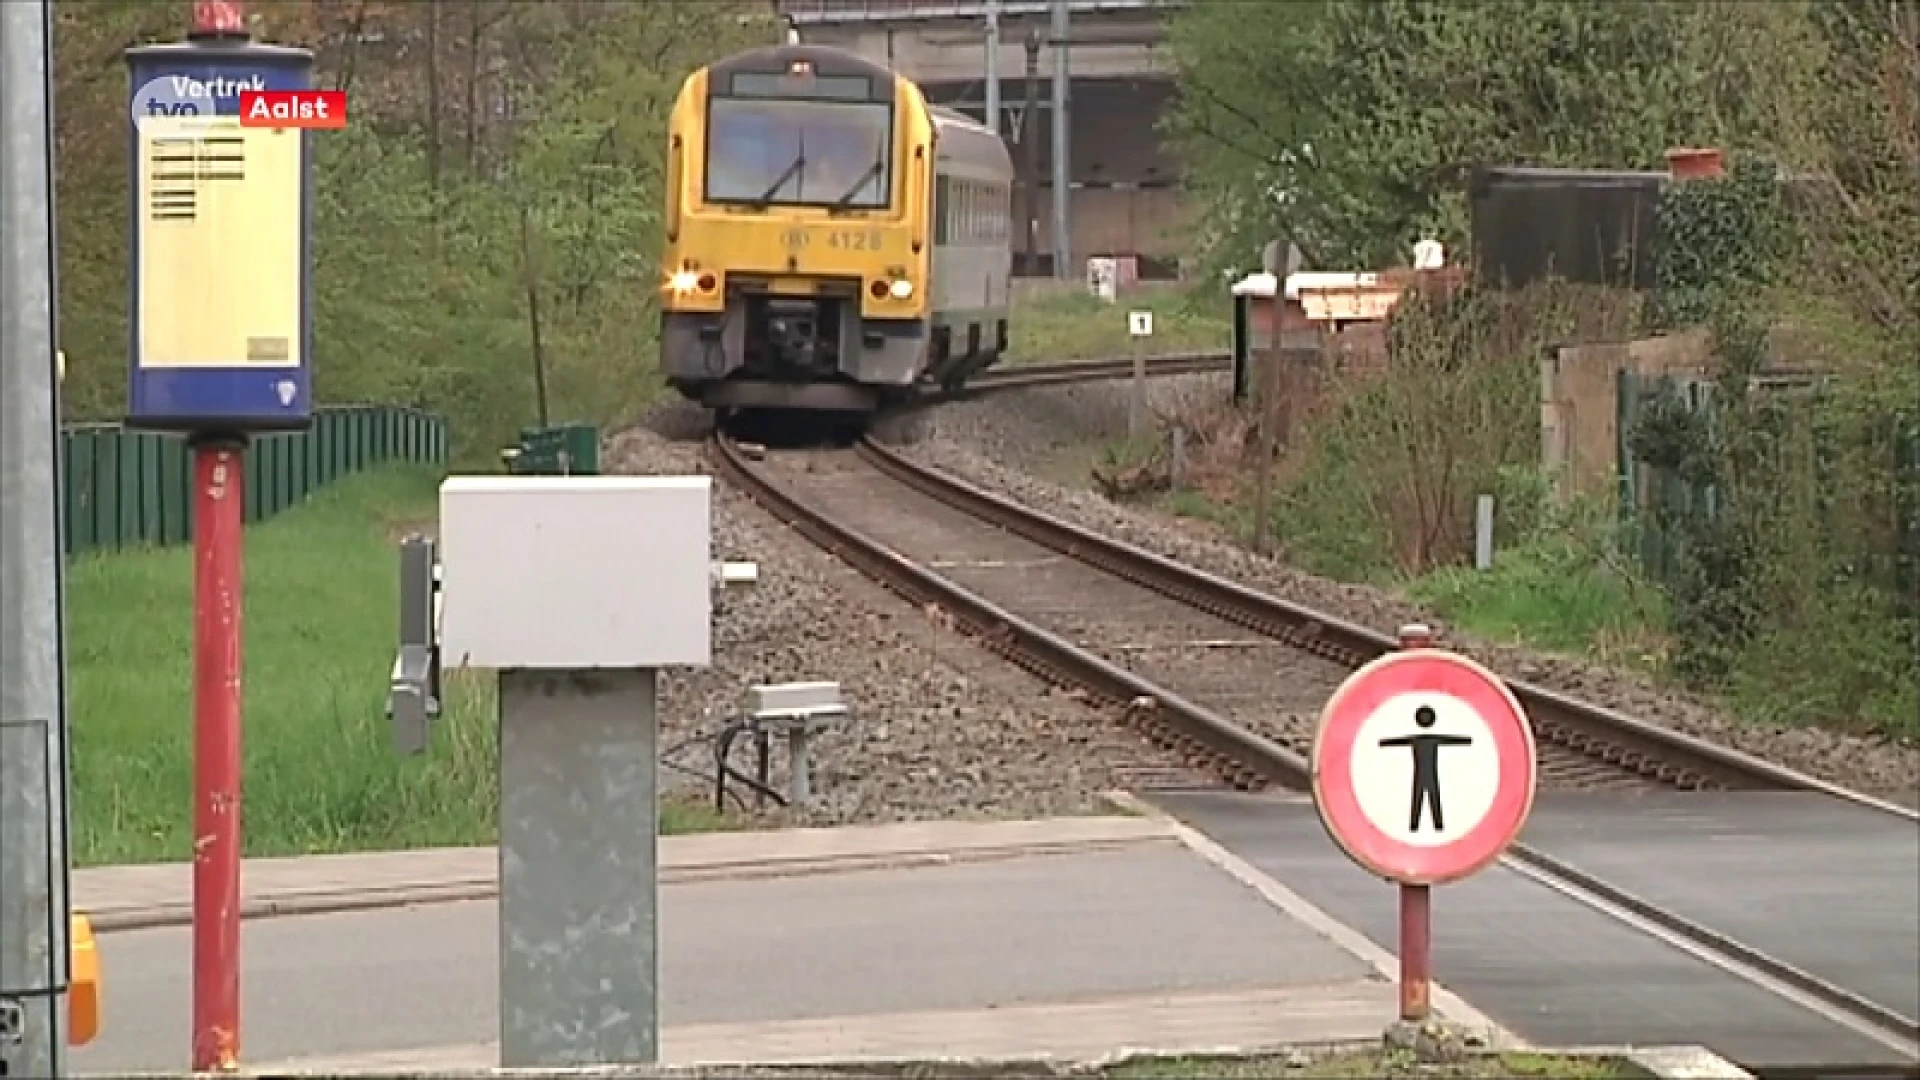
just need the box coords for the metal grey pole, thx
[1020,31,1042,276]
[499,669,661,1068]
[0,1,74,1074]
[1475,494,1495,570]
[1048,0,1071,278]
[983,0,1001,136]
[1129,336,1145,441]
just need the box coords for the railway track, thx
[709,429,1919,1070]
[924,351,1231,400]
[720,432,1838,795]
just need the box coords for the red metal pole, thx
[1396,621,1434,1023]
[192,441,246,1071]
[1399,882,1432,1021]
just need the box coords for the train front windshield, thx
[706,75,894,211]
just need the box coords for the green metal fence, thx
[1615,370,1720,584]
[63,406,448,558]
[1617,370,1920,604]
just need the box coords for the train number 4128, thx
[827,229,883,251]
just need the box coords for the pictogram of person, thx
[1378,705,1472,833]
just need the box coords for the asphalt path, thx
[71,845,1367,1073]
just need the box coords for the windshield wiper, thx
[750,136,807,210]
[827,159,886,213]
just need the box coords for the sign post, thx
[124,1,317,1069]
[1309,622,1537,1023]
[1127,309,1152,442]
[1,2,76,1074]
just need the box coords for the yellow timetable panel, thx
[137,115,301,370]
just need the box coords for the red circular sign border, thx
[1311,649,1537,885]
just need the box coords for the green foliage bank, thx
[1635,148,1918,735]
[1166,0,1919,736]
[55,1,777,462]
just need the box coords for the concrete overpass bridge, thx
[781,0,1190,278]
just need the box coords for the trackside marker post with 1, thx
[1310,622,1537,1022]
[1128,309,1152,439]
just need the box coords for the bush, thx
[1629,137,1919,735]
[1262,282,1607,580]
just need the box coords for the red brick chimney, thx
[1665,147,1725,179]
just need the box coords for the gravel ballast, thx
[905,375,1920,804]
[611,408,1206,827]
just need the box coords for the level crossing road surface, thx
[1522,790,1920,1026]
[1143,789,1920,1072]
[70,814,1453,1074]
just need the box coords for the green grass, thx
[1402,540,1672,672]
[68,465,735,868]
[1143,466,1676,675]
[1007,283,1231,365]
[1106,1050,1638,1079]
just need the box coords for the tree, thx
[1163,0,1808,271]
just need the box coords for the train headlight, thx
[669,270,700,294]
[888,278,914,300]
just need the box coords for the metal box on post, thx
[439,476,710,669]
[437,474,713,1068]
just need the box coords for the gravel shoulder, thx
[903,374,1920,804]
[613,405,1205,827]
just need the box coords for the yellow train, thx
[660,43,1015,413]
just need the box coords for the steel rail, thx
[1758,1060,1920,1068]
[921,351,1231,401]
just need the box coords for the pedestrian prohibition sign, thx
[1311,647,1538,886]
